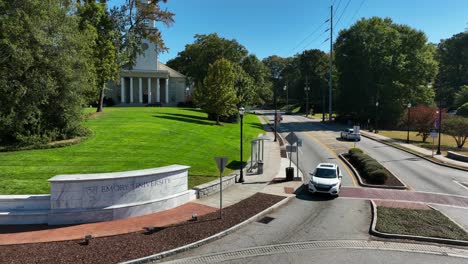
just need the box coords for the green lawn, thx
[376,207,468,241]
[0,107,264,194]
[378,130,468,155]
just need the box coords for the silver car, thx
[340,128,361,141]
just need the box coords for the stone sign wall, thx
[0,165,193,225]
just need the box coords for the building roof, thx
[157,62,186,78]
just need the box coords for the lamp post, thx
[274,84,277,142]
[238,107,245,183]
[436,105,442,155]
[283,85,288,113]
[375,101,379,133]
[406,103,411,143]
[304,86,310,117]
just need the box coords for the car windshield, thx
[314,168,337,178]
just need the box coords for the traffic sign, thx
[353,125,360,134]
[286,132,298,145]
[430,128,438,138]
[214,157,228,173]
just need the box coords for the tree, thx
[195,58,237,124]
[454,85,468,108]
[0,0,95,145]
[334,17,438,126]
[443,116,468,148]
[110,0,175,68]
[457,103,468,117]
[77,0,119,113]
[401,105,437,142]
[298,49,329,112]
[166,33,248,88]
[435,31,468,109]
[240,55,272,106]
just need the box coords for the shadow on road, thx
[294,185,338,202]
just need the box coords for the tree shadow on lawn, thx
[226,160,247,170]
[153,114,215,126]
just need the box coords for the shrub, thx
[457,103,468,118]
[347,148,390,184]
[348,148,363,155]
[367,170,389,184]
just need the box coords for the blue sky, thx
[114,0,468,63]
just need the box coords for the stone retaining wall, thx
[192,174,237,199]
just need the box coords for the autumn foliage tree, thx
[401,105,438,142]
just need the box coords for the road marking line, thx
[453,181,468,191]
[305,131,357,187]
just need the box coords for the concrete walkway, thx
[361,130,468,169]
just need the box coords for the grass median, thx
[376,206,468,241]
[0,107,264,194]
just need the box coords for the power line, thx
[334,0,352,28]
[334,0,343,15]
[301,29,329,51]
[290,20,328,54]
[347,0,366,25]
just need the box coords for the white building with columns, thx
[108,1,188,106]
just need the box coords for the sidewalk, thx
[360,130,468,169]
[193,125,304,208]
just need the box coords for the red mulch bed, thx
[0,193,285,264]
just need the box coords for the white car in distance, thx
[340,128,361,141]
[308,163,342,196]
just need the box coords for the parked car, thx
[308,163,342,196]
[340,128,361,141]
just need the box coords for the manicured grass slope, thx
[376,207,468,241]
[0,108,264,194]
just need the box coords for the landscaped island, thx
[0,107,263,194]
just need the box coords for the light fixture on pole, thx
[283,85,288,113]
[185,87,190,101]
[375,101,379,133]
[238,107,245,183]
[406,103,411,143]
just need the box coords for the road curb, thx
[369,200,468,247]
[120,195,293,264]
[338,154,407,190]
[361,133,468,172]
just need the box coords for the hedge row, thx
[348,148,390,184]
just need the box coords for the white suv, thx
[308,163,342,196]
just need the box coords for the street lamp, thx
[304,85,310,117]
[375,101,379,133]
[185,87,190,101]
[274,84,277,142]
[238,107,245,183]
[283,85,288,113]
[437,106,442,155]
[406,103,411,143]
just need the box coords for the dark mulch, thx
[0,193,285,264]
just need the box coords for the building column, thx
[130,77,134,103]
[165,78,169,103]
[139,77,143,103]
[121,77,125,103]
[147,78,152,104]
[156,78,160,103]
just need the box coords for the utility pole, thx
[328,4,333,121]
[305,76,310,117]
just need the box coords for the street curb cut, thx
[361,133,468,172]
[369,200,468,247]
[338,154,407,190]
[120,195,293,264]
